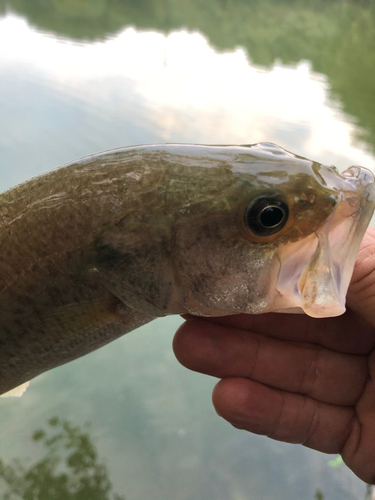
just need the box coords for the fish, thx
[0,142,374,397]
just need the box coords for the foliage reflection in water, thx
[0,418,125,500]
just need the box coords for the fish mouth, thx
[272,166,375,318]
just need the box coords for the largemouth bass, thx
[0,143,374,396]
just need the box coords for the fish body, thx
[0,143,374,395]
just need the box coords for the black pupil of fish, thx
[245,197,288,236]
[259,206,284,228]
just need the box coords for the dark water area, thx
[0,1,374,499]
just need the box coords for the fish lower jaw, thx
[269,282,346,318]
[302,302,346,318]
[272,252,348,318]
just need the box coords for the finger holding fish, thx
[173,315,369,406]
[174,307,375,484]
[212,377,355,455]
[180,308,375,354]
[209,360,375,485]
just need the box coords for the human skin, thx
[173,228,375,484]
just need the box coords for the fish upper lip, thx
[326,165,375,197]
[341,166,375,201]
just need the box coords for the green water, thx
[0,1,374,498]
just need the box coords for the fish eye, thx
[245,197,289,236]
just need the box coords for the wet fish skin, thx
[0,143,373,395]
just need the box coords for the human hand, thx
[173,228,375,484]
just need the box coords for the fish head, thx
[171,143,375,318]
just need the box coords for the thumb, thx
[346,227,375,326]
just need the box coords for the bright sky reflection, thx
[0,13,374,173]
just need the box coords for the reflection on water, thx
[0,0,375,499]
[0,14,373,194]
[0,417,125,500]
[2,0,375,158]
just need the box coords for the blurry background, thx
[0,0,374,498]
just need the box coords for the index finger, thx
[184,310,375,355]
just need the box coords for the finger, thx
[347,228,375,328]
[212,378,355,455]
[174,320,368,405]
[341,350,375,484]
[182,309,375,355]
